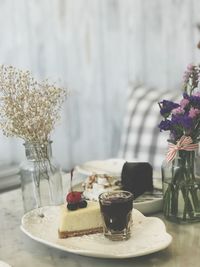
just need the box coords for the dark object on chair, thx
[121,162,153,199]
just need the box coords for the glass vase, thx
[20,141,63,213]
[162,149,200,223]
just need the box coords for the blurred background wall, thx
[0,0,200,170]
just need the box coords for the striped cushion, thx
[118,85,180,172]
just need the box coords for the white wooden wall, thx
[0,0,200,170]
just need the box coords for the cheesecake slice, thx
[58,201,103,238]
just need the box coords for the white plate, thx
[21,206,172,259]
[74,159,163,214]
[75,158,126,176]
[0,261,12,267]
[73,178,163,215]
[133,179,163,214]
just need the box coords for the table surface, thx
[1,180,200,267]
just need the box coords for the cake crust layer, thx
[58,227,103,238]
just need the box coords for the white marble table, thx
[1,187,200,267]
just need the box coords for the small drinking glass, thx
[99,190,134,241]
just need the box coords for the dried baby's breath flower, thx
[0,65,67,143]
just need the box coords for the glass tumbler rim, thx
[99,190,134,203]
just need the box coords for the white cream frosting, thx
[82,174,119,201]
[97,177,109,185]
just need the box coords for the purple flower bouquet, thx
[158,64,200,223]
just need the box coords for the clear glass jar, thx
[20,141,63,213]
[162,149,200,223]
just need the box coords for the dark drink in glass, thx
[99,191,134,241]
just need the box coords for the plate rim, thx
[20,207,172,259]
[74,158,126,176]
[0,261,12,267]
